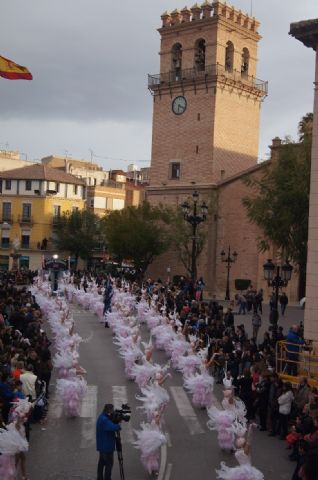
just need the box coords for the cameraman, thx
[96,404,121,480]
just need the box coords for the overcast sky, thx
[0,0,317,170]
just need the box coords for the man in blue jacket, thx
[96,404,121,480]
[286,324,304,376]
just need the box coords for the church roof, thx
[217,159,271,188]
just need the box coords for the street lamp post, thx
[263,259,293,340]
[181,191,208,281]
[220,246,238,300]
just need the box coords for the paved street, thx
[226,302,304,341]
[26,303,300,480]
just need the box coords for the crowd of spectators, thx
[0,272,52,475]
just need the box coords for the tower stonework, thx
[147,1,267,187]
[146,1,269,296]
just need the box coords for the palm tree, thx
[298,112,313,141]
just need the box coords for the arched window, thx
[241,48,249,77]
[171,43,182,80]
[225,41,234,72]
[194,38,206,71]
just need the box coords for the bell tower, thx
[147,1,267,188]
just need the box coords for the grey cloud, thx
[1,0,317,161]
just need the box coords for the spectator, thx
[251,311,262,341]
[278,382,294,440]
[255,289,263,314]
[224,308,234,329]
[20,364,38,401]
[236,293,247,315]
[286,325,304,376]
[280,292,288,316]
[268,374,283,436]
[294,377,311,415]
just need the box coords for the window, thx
[225,41,234,72]
[171,43,182,80]
[55,182,60,193]
[2,202,11,221]
[170,162,181,180]
[21,235,30,249]
[25,180,32,191]
[0,255,9,271]
[5,180,11,190]
[53,205,61,222]
[19,256,29,269]
[196,145,199,154]
[106,197,113,210]
[241,48,249,77]
[1,237,10,248]
[194,39,206,71]
[1,230,10,248]
[73,184,78,195]
[22,203,32,221]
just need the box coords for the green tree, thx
[53,209,101,269]
[102,202,171,278]
[242,114,312,298]
[166,208,208,277]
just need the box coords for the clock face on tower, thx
[172,96,187,115]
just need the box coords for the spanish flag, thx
[0,55,32,80]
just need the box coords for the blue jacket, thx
[96,412,121,453]
[286,330,304,353]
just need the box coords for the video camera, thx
[111,403,131,424]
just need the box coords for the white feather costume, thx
[216,449,264,480]
[183,371,214,408]
[133,422,166,474]
[207,406,236,451]
[136,383,170,421]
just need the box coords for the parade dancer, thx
[134,415,167,476]
[216,424,264,480]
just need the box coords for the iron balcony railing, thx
[0,241,54,251]
[0,215,13,224]
[18,215,34,224]
[101,180,125,190]
[52,215,61,225]
[148,63,268,95]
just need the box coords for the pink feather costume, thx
[132,360,157,389]
[0,423,29,480]
[56,376,87,417]
[207,406,236,451]
[216,449,264,480]
[178,354,202,378]
[133,422,166,475]
[136,382,170,422]
[183,370,214,408]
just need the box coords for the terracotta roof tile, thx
[0,163,85,185]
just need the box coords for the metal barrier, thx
[276,340,318,387]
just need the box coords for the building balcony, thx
[148,63,268,96]
[0,241,54,251]
[52,216,61,225]
[0,215,13,224]
[100,180,125,190]
[18,215,34,225]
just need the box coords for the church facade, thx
[146,2,299,301]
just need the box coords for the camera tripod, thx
[115,431,126,480]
